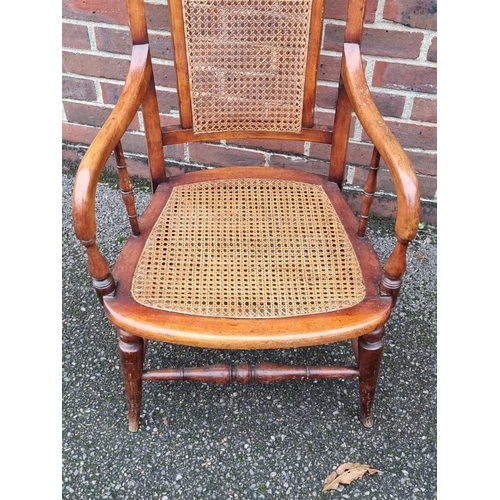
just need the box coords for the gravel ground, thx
[62,172,437,499]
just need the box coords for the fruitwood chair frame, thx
[72,0,420,431]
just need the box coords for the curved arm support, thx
[341,43,421,303]
[341,43,420,243]
[72,44,152,289]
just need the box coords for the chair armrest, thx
[341,42,420,243]
[72,44,152,289]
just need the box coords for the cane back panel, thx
[177,0,316,134]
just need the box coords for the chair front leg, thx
[117,329,144,432]
[358,326,385,428]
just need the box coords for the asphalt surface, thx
[62,171,437,499]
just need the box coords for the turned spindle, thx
[142,363,359,383]
[114,141,140,236]
[357,147,381,237]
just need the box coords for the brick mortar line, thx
[189,139,437,160]
[322,19,347,27]
[64,124,147,138]
[358,89,437,100]
[63,18,173,37]
[95,80,104,105]
[62,15,433,35]
[63,18,130,30]
[343,140,437,154]
[62,47,175,67]
[264,152,271,167]
[62,16,435,37]
[353,120,363,141]
[364,59,376,87]
[314,84,437,101]
[361,54,437,67]
[418,32,436,61]
[312,102,437,127]
[215,139,438,156]
[189,141,280,157]
[62,72,122,84]
[349,168,437,180]
[138,112,145,132]
[87,25,97,51]
[63,42,436,69]
[323,17,436,36]
[63,47,131,60]
[365,115,437,127]
[62,49,431,75]
[62,142,199,174]
[374,0,387,22]
[63,44,435,70]
[316,79,339,88]
[401,95,415,120]
[63,68,436,104]
[318,48,436,69]
[343,184,436,204]
[85,22,105,104]
[379,112,437,127]
[318,49,343,57]
[62,139,437,175]
[63,99,116,108]
[62,72,178,93]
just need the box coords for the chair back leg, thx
[118,330,145,432]
[358,326,385,427]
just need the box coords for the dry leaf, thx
[414,249,428,262]
[322,462,383,492]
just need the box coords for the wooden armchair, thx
[72,0,420,432]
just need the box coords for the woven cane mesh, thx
[132,178,366,318]
[182,0,313,134]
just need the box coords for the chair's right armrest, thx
[341,42,421,303]
[72,44,152,297]
[341,43,420,243]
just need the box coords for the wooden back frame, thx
[124,0,366,188]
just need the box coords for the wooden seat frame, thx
[72,0,420,431]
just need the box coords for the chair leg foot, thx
[358,326,385,428]
[117,329,144,432]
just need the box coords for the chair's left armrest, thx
[72,44,152,298]
[341,42,421,302]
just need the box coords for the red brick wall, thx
[62,0,437,223]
